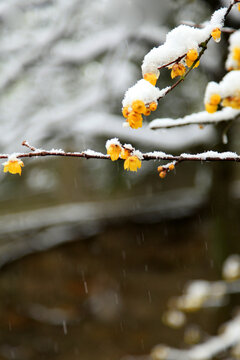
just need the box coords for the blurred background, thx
[0,0,240,359]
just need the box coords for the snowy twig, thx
[2,142,240,164]
[22,140,36,151]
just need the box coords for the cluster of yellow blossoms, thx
[122,75,158,130]
[157,163,175,179]
[205,87,240,113]
[170,49,199,79]
[106,139,142,172]
[3,157,24,175]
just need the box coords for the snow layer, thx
[142,7,227,76]
[84,149,107,157]
[181,151,238,160]
[226,30,240,70]
[122,79,162,108]
[123,143,134,151]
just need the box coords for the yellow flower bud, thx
[3,158,24,175]
[211,28,221,42]
[107,144,122,161]
[124,155,142,172]
[210,93,221,105]
[142,107,151,116]
[149,102,157,111]
[159,171,166,179]
[169,164,175,171]
[171,63,186,79]
[122,106,130,118]
[132,100,146,114]
[143,73,158,86]
[205,103,218,113]
[238,3,240,12]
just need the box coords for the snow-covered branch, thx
[149,108,240,129]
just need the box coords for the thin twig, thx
[22,140,36,151]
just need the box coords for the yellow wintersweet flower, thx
[143,73,158,86]
[205,103,218,113]
[121,148,131,160]
[107,144,122,161]
[132,100,146,114]
[211,28,221,42]
[3,157,24,175]
[238,3,240,11]
[124,155,141,172]
[185,50,200,68]
[171,63,186,79]
[127,112,143,129]
[210,93,221,105]
[149,102,157,111]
